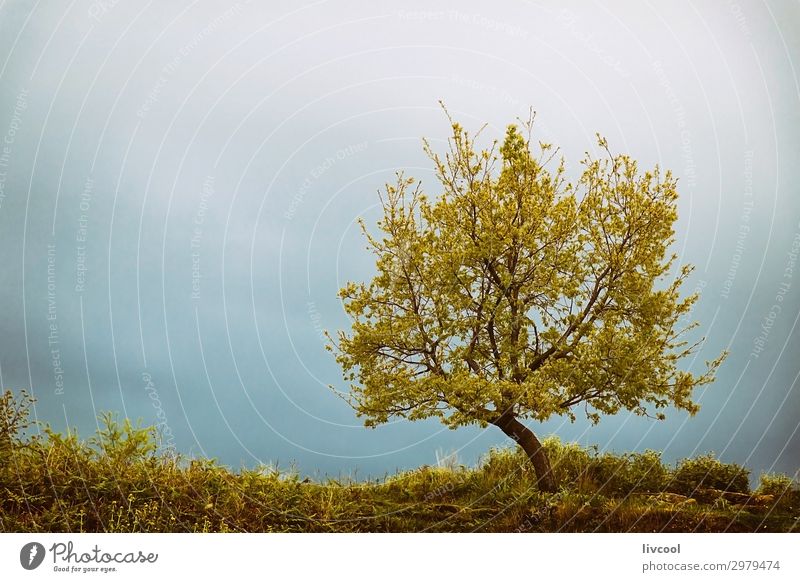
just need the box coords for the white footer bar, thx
[1,533,797,581]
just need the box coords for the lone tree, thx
[329,112,725,492]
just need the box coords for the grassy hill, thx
[2,390,798,533]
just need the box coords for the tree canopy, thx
[329,112,725,490]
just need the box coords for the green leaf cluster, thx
[332,112,726,429]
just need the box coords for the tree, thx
[329,112,726,492]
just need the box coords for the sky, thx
[0,0,798,481]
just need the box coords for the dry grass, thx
[1,390,798,533]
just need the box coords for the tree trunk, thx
[493,413,557,493]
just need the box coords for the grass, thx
[1,389,798,533]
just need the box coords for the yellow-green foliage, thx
[543,438,668,495]
[669,453,750,495]
[0,391,796,533]
[331,112,726,435]
[757,473,800,512]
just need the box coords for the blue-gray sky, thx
[0,0,798,480]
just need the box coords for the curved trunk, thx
[493,414,557,493]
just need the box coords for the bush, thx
[669,453,750,495]
[542,438,668,495]
[594,450,669,495]
[0,389,36,450]
[624,450,670,493]
[757,473,794,496]
[543,437,595,492]
[757,473,799,510]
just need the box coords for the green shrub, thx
[757,473,793,496]
[669,453,750,495]
[624,450,670,493]
[0,389,36,452]
[757,473,799,510]
[543,437,595,492]
[542,438,668,495]
[479,446,530,479]
[593,450,669,495]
